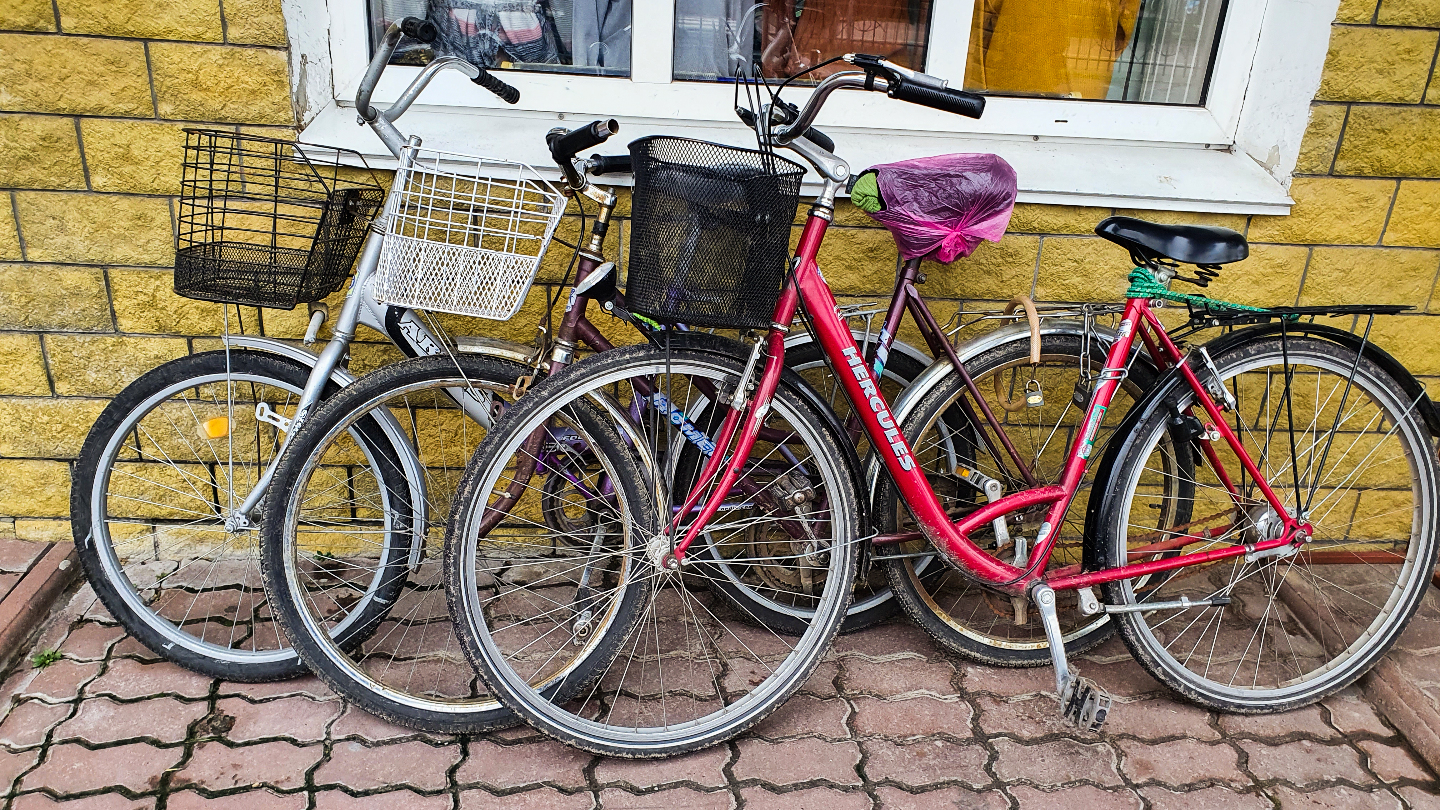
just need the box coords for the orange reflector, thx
[200,416,230,440]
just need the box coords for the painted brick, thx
[1383,180,1440,248]
[1034,236,1132,303]
[1335,106,1440,177]
[1247,177,1395,244]
[46,335,188,396]
[1377,0,1440,26]
[149,43,293,125]
[1009,203,1111,235]
[14,192,173,266]
[223,0,289,47]
[0,0,54,30]
[0,264,112,332]
[0,35,152,117]
[1335,0,1379,21]
[1295,104,1348,175]
[815,225,908,295]
[1299,246,1440,308]
[0,460,70,517]
[57,0,223,40]
[0,397,107,459]
[0,199,20,261]
[921,234,1038,301]
[1361,315,1440,375]
[11,519,72,543]
[0,115,86,190]
[1317,26,1437,104]
[1216,243,1309,308]
[80,120,192,196]
[0,334,52,395]
[110,268,260,335]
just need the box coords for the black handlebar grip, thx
[802,126,835,153]
[549,119,619,164]
[399,17,438,43]
[888,79,986,119]
[589,154,633,176]
[473,69,520,104]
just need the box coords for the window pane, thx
[674,0,933,82]
[369,0,631,76]
[964,0,1225,104]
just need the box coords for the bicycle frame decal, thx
[842,345,914,470]
[650,393,718,455]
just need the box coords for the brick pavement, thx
[0,583,1436,810]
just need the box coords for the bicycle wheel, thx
[1096,335,1440,712]
[445,345,859,757]
[880,333,1180,666]
[764,338,926,632]
[71,350,407,682]
[262,353,534,733]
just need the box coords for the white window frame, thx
[284,0,1341,214]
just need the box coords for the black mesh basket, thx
[625,137,805,330]
[175,129,385,310]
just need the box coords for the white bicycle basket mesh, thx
[374,147,566,320]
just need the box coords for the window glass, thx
[964,0,1225,103]
[369,0,632,75]
[674,0,933,82]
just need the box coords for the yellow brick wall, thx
[0,1,1437,536]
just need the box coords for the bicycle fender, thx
[220,335,430,568]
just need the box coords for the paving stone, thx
[973,695,1069,740]
[109,637,165,663]
[1070,658,1164,699]
[312,790,454,810]
[0,699,70,747]
[167,789,308,809]
[20,660,101,703]
[457,789,595,810]
[830,622,939,660]
[9,793,154,809]
[0,572,22,597]
[317,739,460,793]
[752,695,851,740]
[1005,784,1142,810]
[87,659,211,701]
[1218,706,1336,740]
[1322,690,1392,738]
[216,676,336,702]
[1139,786,1273,810]
[1395,787,1440,809]
[1271,785,1402,809]
[799,661,840,698]
[1,747,39,793]
[852,696,973,739]
[1238,739,1372,787]
[215,695,337,744]
[960,664,1053,698]
[739,786,872,810]
[174,740,321,792]
[0,539,45,572]
[599,787,732,810]
[459,739,592,790]
[1357,740,1433,782]
[872,785,1008,810]
[21,741,181,794]
[1100,697,1219,742]
[593,742,728,789]
[841,658,957,698]
[860,738,990,789]
[55,696,205,745]
[57,623,126,661]
[733,737,861,786]
[1115,738,1245,787]
[991,737,1123,787]
[329,704,434,743]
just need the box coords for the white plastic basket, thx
[374,147,566,320]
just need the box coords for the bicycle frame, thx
[674,193,1315,598]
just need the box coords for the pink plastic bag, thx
[860,153,1018,264]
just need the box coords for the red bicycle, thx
[443,55,1440,757]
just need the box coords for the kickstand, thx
[1032,583,1112,732]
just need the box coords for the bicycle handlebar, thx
[399,17,437,43]
[587,154,632,176]
[888,77,985,119]
[549,119,619,165]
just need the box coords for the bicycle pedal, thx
[1059,675,1112,733]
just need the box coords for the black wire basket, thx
[175,129,385,310]
[625,137,805,330]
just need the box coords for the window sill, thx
[300,100,1293,215]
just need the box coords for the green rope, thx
[1125,267,1272,314]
